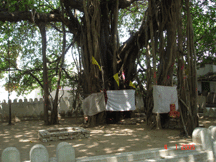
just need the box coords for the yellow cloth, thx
[129,81,136,88]
[113,73,119,87]
[92,56,101,71]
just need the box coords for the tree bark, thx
[38,22,49,125]
[0,0,199,131]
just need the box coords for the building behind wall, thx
[197,64,216,106]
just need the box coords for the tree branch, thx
[0,11,80,37]
[0,11,61,23]
[2,56,44,89]
[118,0,141,8]
[62,0,140,12]
[62,68,78,82]
[49,23,70,33]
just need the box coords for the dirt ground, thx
[0,116,215,161]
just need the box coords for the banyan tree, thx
[0,0,198,135]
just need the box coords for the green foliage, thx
[0,19,76,96]
[191,0,216,66]
[0,22,22,79]
[118,1,148,44]
[0,0,215,97]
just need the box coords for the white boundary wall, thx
[0,95,145,121]
[0,97,76,120]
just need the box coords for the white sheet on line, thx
[106,90,135,111]
[152,85,178,113]
[82,92,106,116]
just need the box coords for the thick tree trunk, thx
[176,0,189,136]
[145,0,198,134]
[81,0,106,126]
[186,0,198,134]
[51,10,67,124]
[38,23,49,125]
[0,0,199,131]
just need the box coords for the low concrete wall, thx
[207,92,216,104]
[197,96,206,110]
[0,97,78,121]
[0,98,44,120]
[203,107,216,117]
[0,95,145,121]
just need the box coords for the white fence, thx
[0,97,76,120]
[1,142,75,162]
[2,126,216,162]
[0,94,145,121]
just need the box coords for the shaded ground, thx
[0,116,215,161]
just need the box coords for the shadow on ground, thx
[0,116,213,161]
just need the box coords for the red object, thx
[170,104,176,112]
[169,110,180,118]
[154,72,156,78]
[181,64,184,70]
[171,63,174,67]
[169,104,180,118]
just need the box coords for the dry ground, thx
[0,116,215,161]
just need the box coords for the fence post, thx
[1,147,20,162]
[192,127,214,161]
[208,126,216,160]
[56,142,75,162]
[30,144,49,162]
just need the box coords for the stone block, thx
[38,130,50,138]
[213,141,216,160]
[50,133,56,137]
[68,131,78,136]
[30,144,49,162]
[59,136,67,140]
[203,107,209,117]
[192,127,214,160]
[50,137,58,141]
[76,132,81,137]
[56,142,75,162]
[42,139,48,142]
[208,126,216,141]
[209,108,216,117]
[39,127,90,142]
[69,136,76,139]
[60,131,69,136]
[79,134,85,139]
[1,147,20,162]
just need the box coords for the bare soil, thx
[0,116,215,161]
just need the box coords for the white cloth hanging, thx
[152,85,178,113]
[106,90,135,111]
[82,92,106,116]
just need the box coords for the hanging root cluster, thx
[144,0,198,135]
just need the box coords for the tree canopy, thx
[0,0,215,133]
